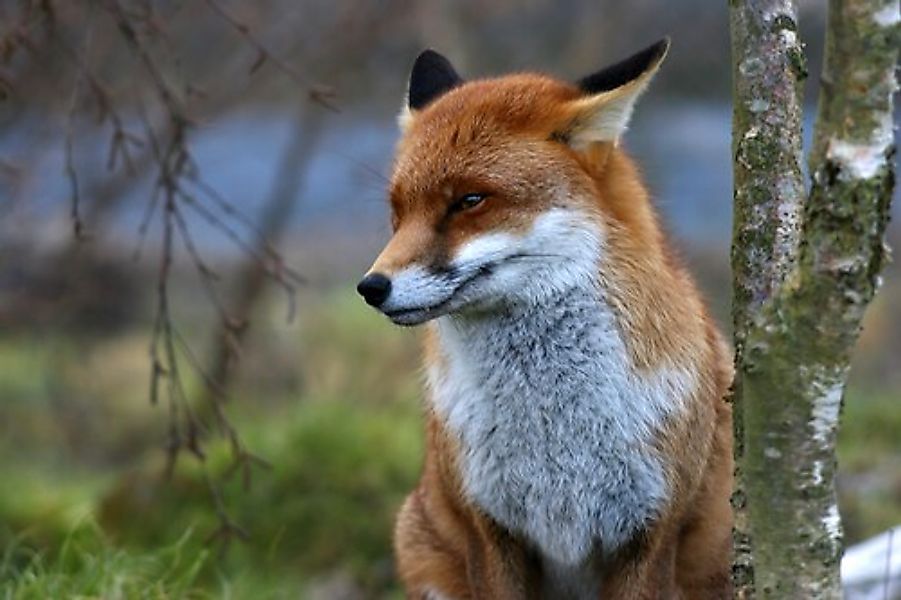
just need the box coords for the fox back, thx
[358,40,734,600]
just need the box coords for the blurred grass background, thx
[1,289,423,598]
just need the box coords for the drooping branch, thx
[200,0,337,110]
[104,2,293,545]
[2,0,341,550]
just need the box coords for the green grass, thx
[0,465,106,553]
[96,398,423,595]
[838,390,901,471]
[837,388,901,543]
[1,523,209,599]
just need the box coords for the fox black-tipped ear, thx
[399,50,463,131]
[577,38,670,95]
[558,38,670,147]
[408,50,463,110]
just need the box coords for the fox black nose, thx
[357,273,392,307]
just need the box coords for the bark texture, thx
[730,0,898,596]
[729,0,806,595]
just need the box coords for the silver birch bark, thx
[729,0,806,595]
[730,0,898,596]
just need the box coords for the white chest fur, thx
[428,288,694,568]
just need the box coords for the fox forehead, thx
[402,74,581,143]
[389,74,590,217]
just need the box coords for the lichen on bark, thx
[730,0,898,596]
[729,0,806,595]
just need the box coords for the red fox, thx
[357,38,734,599]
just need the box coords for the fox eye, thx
[450,193,487,213]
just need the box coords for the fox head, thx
[358,39,669,325]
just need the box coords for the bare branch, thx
[201,0,338,111]
[107,0,187,123]
[64,83,86,241]
[62,4,99,241]
[25,0,321,548]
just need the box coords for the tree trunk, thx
[729,0,807,594]
[730,0,897,596]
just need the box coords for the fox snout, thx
[355,261,461,327]
[356,273,392,307]
[356,208,602,328]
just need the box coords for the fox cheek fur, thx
[358,38,734,600]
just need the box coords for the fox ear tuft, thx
[408,49,463,110]
[577,38,670,95]
[399,50,463,132]
[560,38,670,147]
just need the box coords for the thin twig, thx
[55,28,143,176]
[61,4,99,241]
[184,172,281,258]
[64,86,85,240]
[201,0,338,111]
[107,0,186,122]
[131,97,166,262]
[173,327,273,497]
[178,188,303,288]
[171,200,228,318]
[133,184,161,262]
[51,0,310,549]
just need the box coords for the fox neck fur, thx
[425,213,697,568]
